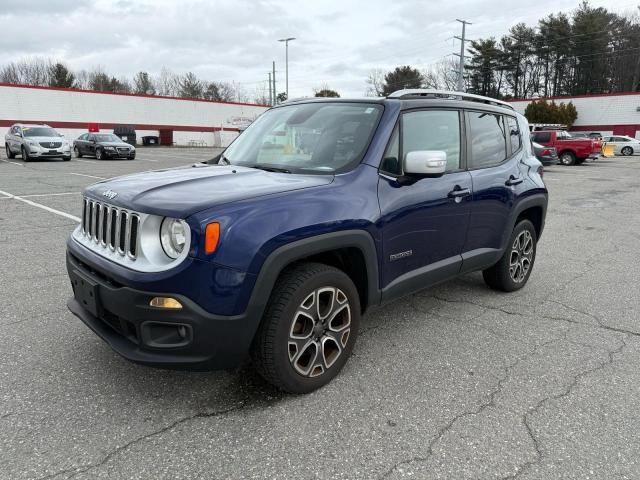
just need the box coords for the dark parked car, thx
[66,90,547,393]
[73,133,136,160]
[532,141,558,165]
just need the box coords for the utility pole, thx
[278,37,296,100]
[272,61,277,104]
[453,19,472,91]
[268,72,272,106]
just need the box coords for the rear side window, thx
[532,131,551,143]
[468,111,507,168]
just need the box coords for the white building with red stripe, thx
[0,83,269,146]
[509,92,640,138]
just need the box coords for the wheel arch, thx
[501,193,548,251]
[243,230,380,343]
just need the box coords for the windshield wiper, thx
[250,165,292,174]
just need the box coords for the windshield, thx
[218,102,383,174]
[23,127,60,137]
[95,134,121,142]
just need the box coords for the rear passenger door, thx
[461,111,524,272]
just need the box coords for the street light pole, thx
[278,37,296,100]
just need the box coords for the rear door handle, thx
[505,175,524,186]
[448,185,471,199]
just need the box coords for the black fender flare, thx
[501,193,548,250]
[243,229,380,337]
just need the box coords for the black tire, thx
[63,156,71,162]
[74,146,83,158]
[21,146,30,162]
[5,144,15,159]
[95,149,103,160]
[251,262,360,394]
[559,151,576,166]
[621,146,633,156]
[483,219,537,292]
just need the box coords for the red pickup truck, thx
[531,130,601,166]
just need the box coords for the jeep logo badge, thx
[102,190,118,200]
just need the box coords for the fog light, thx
[150,297,183,309]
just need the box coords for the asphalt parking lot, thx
[1,148,640,480]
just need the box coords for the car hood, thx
[84,164,334,217]
[98,141,133,147]
[25,136,66,143]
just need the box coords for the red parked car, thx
[531,130,601,166]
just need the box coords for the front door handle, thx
[448,185,471,199]
[505,174,524,186]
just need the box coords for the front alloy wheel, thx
[252,262,360,393]
[288,287,351,378]
[95,149,103,160]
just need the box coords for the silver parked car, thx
[602,135,640,156]
[5,124,72,161]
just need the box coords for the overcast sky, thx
[0,0,632,99]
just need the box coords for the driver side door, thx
[377,109,472,302]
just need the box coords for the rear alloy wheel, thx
[74,146,82,158]
[621,146,633,156]
[95,149,103,160]
[483,219,537,292]
[21,146,30,162]
[559,151,576,166]
[252,262,360,393]
[5,144,15,159]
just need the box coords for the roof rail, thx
[388,89,514,111]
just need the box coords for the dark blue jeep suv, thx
[66,90,547,393]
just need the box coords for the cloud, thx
[0,0,623,97]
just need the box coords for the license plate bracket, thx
[71,268,100,317]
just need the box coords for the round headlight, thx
[160,218,188,259]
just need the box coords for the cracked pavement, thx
[1,150,640,479]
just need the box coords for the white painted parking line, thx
[0,189,80,222]
[69,172,106,180]
[0,158,24,167]
[20,192,79,198]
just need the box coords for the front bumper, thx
[103,149,135,159]
[27,146,71,158]
[66,252,254,370]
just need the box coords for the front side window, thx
[469,111,507,168]
[401,110,461,171]
[219,102,383,174]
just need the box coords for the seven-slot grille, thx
[81,198,140,259]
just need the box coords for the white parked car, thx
[602,135,640,156]
[5,123,71,161]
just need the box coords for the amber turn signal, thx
[149,297,183,309]
[205,222,220,254]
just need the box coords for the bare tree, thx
[423,58,459,90]
[0,57,52,85]
[155,67,179,96]
[365,68,385,96]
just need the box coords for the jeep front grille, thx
[81,198,139,259]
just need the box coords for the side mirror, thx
[404,150,447,176]
[17,132,23,137]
